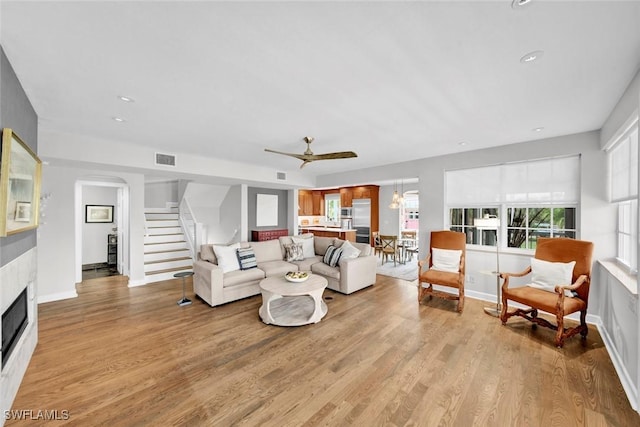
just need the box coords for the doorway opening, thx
[75,179,130,284]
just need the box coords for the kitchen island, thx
[299,226,357,242]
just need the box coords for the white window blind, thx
[609,124,638,202]
[446,156,580,206]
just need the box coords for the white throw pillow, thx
[338,240,361,262]
[213,243,241,273]
[431,248,462,273]
[529,258,576,297]
[292,236,315,259]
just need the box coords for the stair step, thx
[144,249,191,263]
[145,266,194,276]
[147,228,183,236]
[145,256,192,265]
[144,234,185,244]
[144,258,192,272]
[144,241,188,252]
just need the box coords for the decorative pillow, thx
[236,247,257,270]
[431,248,462,273]
[292,235,315,259]
[323,245,343,267]
[529,258,576,297]
[200,244,217,264]
[284,243,305,262]
[338,240,361,261]
[213,243,241,273]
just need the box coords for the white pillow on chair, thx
[529,258,576,297]
[431,248,462,273]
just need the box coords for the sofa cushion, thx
[283,243,304,261]
[432,248,462,273]
[338,240,361,260]
[334,239,372,257]
[236,247,258,270]
[290,255,323,271]
[258,260,297,277]
[223,268,265,287]
[311,262,340,280]
[213,243,241,273]
[250,239,283,263]
[323,245,343,267]
[292,235,315,258]
[314,236,335,256]
[200,244,217,264]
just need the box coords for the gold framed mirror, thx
[0,128,42,236]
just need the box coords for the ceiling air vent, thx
[155,152,176,167]
[276,171,287,181]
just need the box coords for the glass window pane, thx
[507,207,527,228]
[529,208,551,228]
[464,208,477,226]
[507,228,527,248]
[450,209,462,226]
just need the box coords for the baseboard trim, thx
[38,291,78,304]
[127,278,148,287]
[593,317,638,411]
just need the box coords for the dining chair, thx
[379,235,401,266]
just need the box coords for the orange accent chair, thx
[500,237,594,348]
[418,231,466,312]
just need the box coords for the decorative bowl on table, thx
[285,271,309,283]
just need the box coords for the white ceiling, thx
[1,1,640,180]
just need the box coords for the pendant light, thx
[389,181,400,209]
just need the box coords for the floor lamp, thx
[474,214,501,317]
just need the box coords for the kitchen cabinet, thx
[340,188,352,207]
[299,190,323,216]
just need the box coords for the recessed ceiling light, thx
[118,95,135,102]
[533,127,544,132]
[511,0,533,9]
[112,117,126,122]
[458,141,467,146]
[520,50,544,64]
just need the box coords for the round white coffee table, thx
[259,273,328,326]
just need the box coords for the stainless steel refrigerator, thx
[352,198,371,244]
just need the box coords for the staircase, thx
[144,207,193,283]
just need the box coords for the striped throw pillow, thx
[236,247,257,270]
[323,245,342,268]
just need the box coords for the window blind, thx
[446,156,580,206]
[609,125,638,203]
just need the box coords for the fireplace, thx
[1,287,28,367]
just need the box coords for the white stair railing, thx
[179,198,203,261]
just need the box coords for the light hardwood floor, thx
[7,274,640,426]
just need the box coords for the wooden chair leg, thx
[580,310,588,340]
[555,314,565,348]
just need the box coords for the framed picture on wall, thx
[85,205,114,223]
[0,128,42,236]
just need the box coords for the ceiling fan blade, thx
[264,148,308,161]
[312,151,358,160]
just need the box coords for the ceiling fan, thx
[264,137,358,168]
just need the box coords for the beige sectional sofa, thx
[193,235,377,307]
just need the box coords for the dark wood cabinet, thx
[340,188,352,207]
[252,229,289,241]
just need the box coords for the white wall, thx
[378,182,419,236]
[144,180,178,208]
[220,185,242,243]
[37,164,145,301]
[82,185,117,265]
[182,182,233,244]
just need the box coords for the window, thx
[450,207,499,246]
[325,193,340,223]
[506,207,576,249]
[401,191,419,231]
[446,156,580,250]
[607,113,638,272]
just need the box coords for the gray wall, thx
[0,47,38,267]
[144,180,178,208]
[247,187,288,237]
